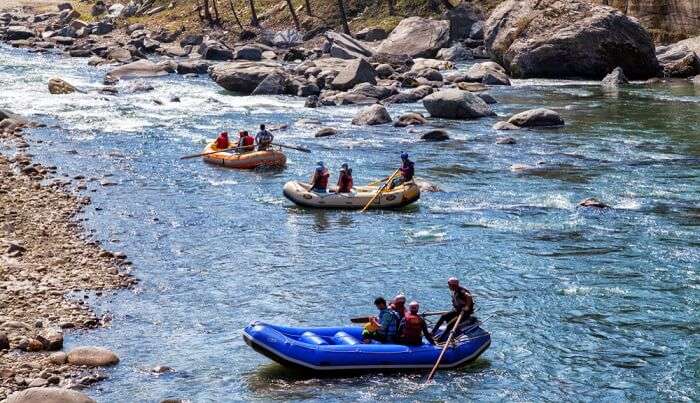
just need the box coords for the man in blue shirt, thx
[362,297,399,343]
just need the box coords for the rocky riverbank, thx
[0,109,137,399]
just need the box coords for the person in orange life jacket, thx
[431,277,474,342]
[398,301,435,345]
[337,163,353,193]
[389,152,415,190]
[390,294,407,319]
[237,131,255,152]
[310,161,330,193]
[214,131,229,149]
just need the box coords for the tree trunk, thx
[285,0,301,30]
[248,0,259,27]
[336,0,350,35]
[202,0,213,22]
[387,0,395,15]
[304,0,313,16]
[228,0,244,29]
[211,0,221,24]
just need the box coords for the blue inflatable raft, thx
[243,320,490,372]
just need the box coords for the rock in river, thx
[106,60,170,81]
[376,17,450,58]
[48,77,76,94]
[484,0,660,79]
[315,127,338,137]
[351,104,392,126]
[421,129,450,141]
[508,108,564,127]
[422,89,495,119]
[5,387,95,403]
[602,67,629,88]
[331,58,377,91]
[67,346,120,367]
[209,61,284,94]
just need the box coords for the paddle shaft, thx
[361,168,401,212]
[270,142,311,153]
[426,310,464,382]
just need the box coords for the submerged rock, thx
[421,129,450,141]
[508,108,564,127]
[493,121,520,131]
[496,136,516,144]
[351,104,392,125]
[394,112,427,127]
[422,89,495,119]
[578,197,610,208]
[315,127,338,137]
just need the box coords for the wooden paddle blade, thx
[350,316,371,323]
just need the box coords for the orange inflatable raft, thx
[201,142,286,169]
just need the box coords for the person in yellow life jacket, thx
[398,301,435,345]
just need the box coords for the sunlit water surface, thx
[1,45,699,402]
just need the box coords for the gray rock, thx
[235,45,262,61]
[349,82,396,99]
[376,17,450,58]
[67,346,120,367]
[601,67,629,87]
[57,2,73,11]
[508,108,564,127]
[5,387,95,403]
[198,40,233,61]
[484,0,660,79]
[470,21,485,40]
[180,34,203,47]
[466,61,507,82]
[325,31,374,60]
[251,72,288,95]
[305,95,319,108]
[5,26,34,40]
[106,59,170,81]
[579,197,610,208]
[482,70,511,85]
[421,129,450,141]
[49,351,68,364]
[355,27,387,42]
[442,3,482,42]
[415,68,443,82]
[351,104,392,125]
[331,58,377,90]
[382,85,434,104]
[496,136,516,144]
[315,127,338,137]
[657,40,700,78]
[375,63,395,78]
[105,46,132,63]
[394,112,427,127]
[493,121,520,130]
[93,20,113,35]
[422,89,495,119]
[209,61,284,94]
[437,44,473,61]
[0,332,8,349]
[48,78,76,94]
[477,93,497,104]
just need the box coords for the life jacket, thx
[452,286,474,315]
[337,171,353,192]
[400,160,415,181]
[401,312,424,344]
[314,169,329,189]
[215,134,229,149]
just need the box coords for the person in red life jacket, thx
[398,301,435,346]
[389,152,415,189]
[310,161,330,193]
[214,131,229,149]
[431,277,474,342]
[336,163,353,193]
[237,130,255,152]
[390,294,407,319]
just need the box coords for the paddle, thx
[350,311,449,324]
[180,145,252,160]
[270,142,311,153]
[360,168,401,212]
[426,310,464,383]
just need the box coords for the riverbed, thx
[1,44,698,401]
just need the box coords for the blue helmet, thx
[400,152,409,160]
[316,161,324,171]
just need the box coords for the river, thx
[1,44,698,402]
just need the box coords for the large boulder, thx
[5,26,34,40]
[104,46,132,63]
[66,346,119,367]
[484,0,660,79]
[5,387,95,403]
[437,44,473,62]
[601,67,629,87]
[383,85,434,104]
[442,3,483,42]
[331,58,377,90]
[48,77,76,94]
[176,61,211,75]
[209,61,284,94]
[351,104,392,125]
[325,31,374,60]
[251,72,288,95]
[466,62,508,82]
[355,27,387,42]
[235,45,262,61]
[106,60,170,80]
[198,40,233,61]
[508,108,564,127]
[376,17,450,58]
[422,89,495,119]
[349,82,397,100]
[656,38,700,78]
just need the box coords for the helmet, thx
[401,152,409,160]
[317,161,324,167]
[448,277,459,285]
[408,301,419,311]
[341,163,349,169]
[394,294,406,303]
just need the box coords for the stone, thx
[315,127,338,137]
[39,330,63,350]
[48,78,76,94]
[493,121,520,130]
[105,46,132,63]
[49,351,68,364]
[349,82,396,100]
[209,61,284,94]
[235,45,262,61]
[437,44,473,61]
[355,27,388,41]
[484,0,660,79]
[27,378,48,388]
[180,34,203,47]
[57,2,73,11]
[602,67,629,87]
[376,17,450,58]
[579,197,610,208]
[375,64,394,79]
[422,89,495,119]
[411,58,453,72]
[457,82,488,92]
[496,136,516,144]
[5,26,34,41]
[0,332,8,349]
[67,346,120,367]
[91,2,107,16]
[198,40,233,61]
[93,21,113,35]
[508,108,564,127]
[325,31,374,60]
[351,104,392,125]
[106,60,170,81]
[466,62,507,82]
[482,71,511,85]
[443,3,483,42]
[470,21,485,40]
[26,339,44,352]
[305,95,319,108]
[251,72,288,95]
[176,61,210,75]
[331,58,377,90]
[382,85,434,104]
[421,129,450,141]
[5,387,96,403]
[127,23,145,34]
[657,40,700,78]
[394,112,427,127]
[477,93,497,104]
[269,29,303,48]
[414,68,443,82]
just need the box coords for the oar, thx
[270,142,311,153]
[360,169,401,212]
[180,145,252,160]
[425,310,464,383]
[350,311,449,324]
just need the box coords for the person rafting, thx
[431,277,474,342]
[362,297,399,343]
[388,152,415,190]
[337,163,353,193]
[310,161,330,193]
[237,131,255,152]
[214,131,230,149]
[398,301,435,346]
[390,294,407,319]
[255,124,274,151]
